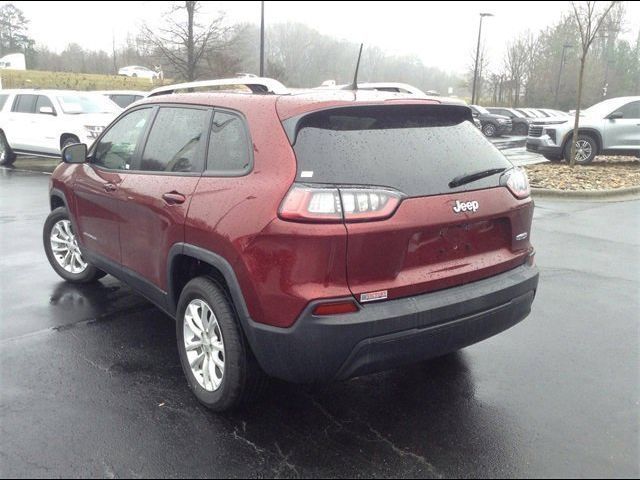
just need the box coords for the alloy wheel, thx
[574,139,592,163]
[183,299,226,392]
[50,219,88,274]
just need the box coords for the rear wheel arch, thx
[167,244,252,324]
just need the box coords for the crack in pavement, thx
[273,442,301,478]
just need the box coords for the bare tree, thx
[504,32,537,108]
[568,1,618,166]
[142,1,232,81]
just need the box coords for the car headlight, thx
[84,126,105,139]
[497,118,507,124]
[543,128,557,143]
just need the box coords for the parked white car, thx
[0,89,121,166]
[118,65,158,80]
[526,96,640,163]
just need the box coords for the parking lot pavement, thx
[1,168,638,478]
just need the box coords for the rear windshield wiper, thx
[449,168,507,189]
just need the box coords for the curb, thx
[531,185,640,201]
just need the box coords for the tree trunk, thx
[187,1,195,81]
[570,56,587,167]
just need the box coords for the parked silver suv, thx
[526,96,640,163]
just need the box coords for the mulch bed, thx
[524,156,640,191]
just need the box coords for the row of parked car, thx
[469,105,571,137]
[469,99,640,164]
[0,79,638,167]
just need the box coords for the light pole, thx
[259,1,265,77]
[553,43,573,108]
[471,12,493,105]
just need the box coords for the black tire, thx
[543,154,563,162]
[43,207,106,283]
[61,135,80,150]
[482,123,497,137]
[563,133,598,164]
[0,130,17,167]
[176,276,267,411]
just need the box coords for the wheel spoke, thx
[200,303,211,332]
[189,351,205,369]
[183,298,225,392]
[185,339,203,351]
[211,353,224,370]
[189,302,205,332]
[209,356,221,389]
[184,314,203,339]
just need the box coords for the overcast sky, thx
[8,1,640,74]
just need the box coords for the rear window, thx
[288,105,512,197]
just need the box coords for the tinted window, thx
[207,111,251,173]
[0,94,8,110]
[94,108,151,170]
[289,105,512,197]
[35,95,55,114]
[12,94,37,113]
[109,95,135,108]
[140,107,207,173]
[616,101,640,119]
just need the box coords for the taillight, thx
[502,167,531,199]
[279,184,403,223]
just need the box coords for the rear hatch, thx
[285,104,533,302]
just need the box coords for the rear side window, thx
[94,108,152,171]
[288,105,512,197]
[140,107,208,173]
[109,95,134,108]
[206,111,252,174]
[616,101,640,119]
[0,94,8,110]
[12,94,37,113]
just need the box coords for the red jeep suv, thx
[44,80,539,411]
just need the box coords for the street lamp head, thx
[480,12,494,17]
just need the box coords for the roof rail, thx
[147,77,288,97]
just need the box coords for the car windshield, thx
[473,105,490,115]
[582,98,629,118]
[57,94,121,114]
[510,109,526,118]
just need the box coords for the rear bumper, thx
[245,264,539,383]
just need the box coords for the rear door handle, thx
[162,192,186,205]
[104,183,118,192]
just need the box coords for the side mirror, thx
[472,111,479,117]
[39,106,56,116]
[608,111,624,120]
[62,143,87,164]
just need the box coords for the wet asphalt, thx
[0,167,638,478]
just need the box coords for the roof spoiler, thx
[147,77,288,97]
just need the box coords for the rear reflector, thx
[279,184,403,223]
[312,301,360,316]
